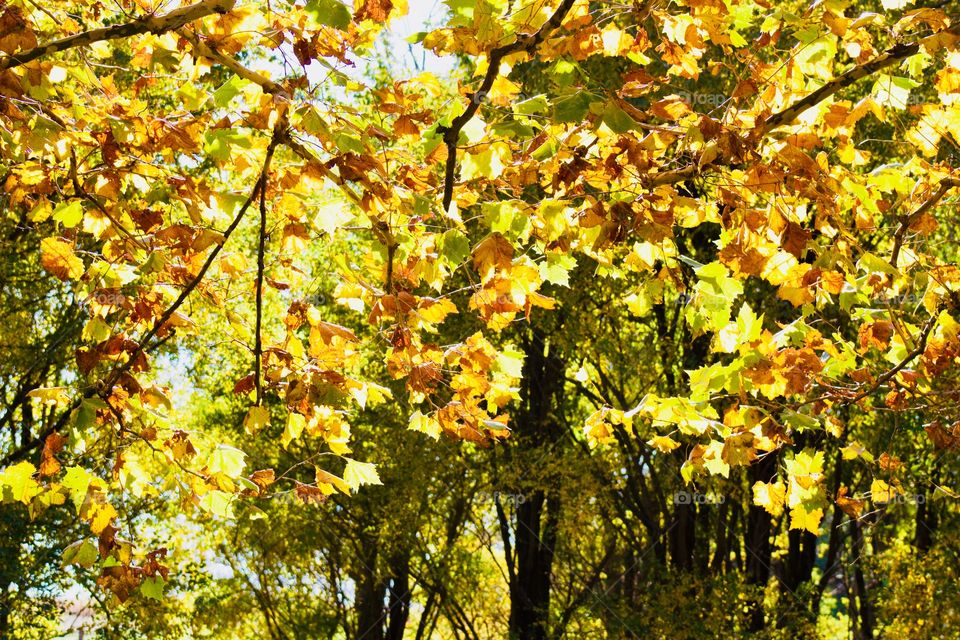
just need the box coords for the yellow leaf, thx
[40,238,85,281]
[342,458,382,491]
[87,500,118,535]
[752,480,786,516]
[870,479,898,504]
[0,461,42,505]
[409,410,442,439]
[647,435,680,453]
[243,406,270,436]
[315,467,351,494]
[790,504,824,535]
[417,298,458,325]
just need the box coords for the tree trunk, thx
[510,490,557,640]
[355,532,386,640]
[851,520,874,640]
[745,453,777,632]
[385,554,410,640]
[506,329,564,640]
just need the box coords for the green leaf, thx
[306,0,352,30]
[198,490,235,518]
[213,75,246,108]
[858,252,898,276]
[496,348,525,378]
[141,576,165,601]
[781,410,821,432]
[334,131,365,154]
[62,466,99,510]
[282,413,306,449]
[207,445,246,479]
[872,74,919,110]
[440,230,470,265]
[515,95,550,116]
[53,201,83,228]
[62,539,99,568]
[0,461,42,505]
[540,252,576,286]
[552,92,592,123]
[601,101,637,134]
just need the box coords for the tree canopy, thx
[2,0,960,637]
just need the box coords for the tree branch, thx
[845,310,939,406]
[104,128,281,393]
[179,28,287,97]
[1,126,284,468]
[0,0,236,71]
[437,0,576,211]
[254,174,269,406]
[762,24,960,133]
[890,177,960,268]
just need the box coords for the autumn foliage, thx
[2,0,960,637]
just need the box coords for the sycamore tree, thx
[3,0,960,637]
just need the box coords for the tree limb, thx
[103,127,282,394]
[437,0,576,211]
[254,173,269,406]
[179,28,286,96]
[845,310,939,406]
[762,24,960,133]
[890,177,960,268]
[0,0,236,71]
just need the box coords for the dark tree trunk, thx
[669,500,696,572]
[851,520,874,640]
[385,554,410,640]
[506,329,564,640]
[782,528,817,593]
[355,533,386,640]
[510,490,558,640]
[745,453,778,632]
[914,464,937,552]
[710,501,730,573]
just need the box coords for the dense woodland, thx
[2,0,960,637]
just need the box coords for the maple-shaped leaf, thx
[472,233,514,279]
[0,461,42,505]
[342,458,382,491]
[753,480,786,517]
[355,0,393,22]
[39,433,66,477]
[40,238,85,281]
[789,505,824,535]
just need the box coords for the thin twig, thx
[845,310,940,406]
[102,123,284,394]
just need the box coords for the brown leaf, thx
[782,221,811,259]
[39,432,66,477]
[836,486,864,518]
[233,373,256,395]
[294,481,328,505]
[472,233,514,277]
[394,115,420,136]
[924,421,958,449]
[249,469,276,493]
[0,7,38,54]
[97,564,141,603]
[355,0,393,23]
